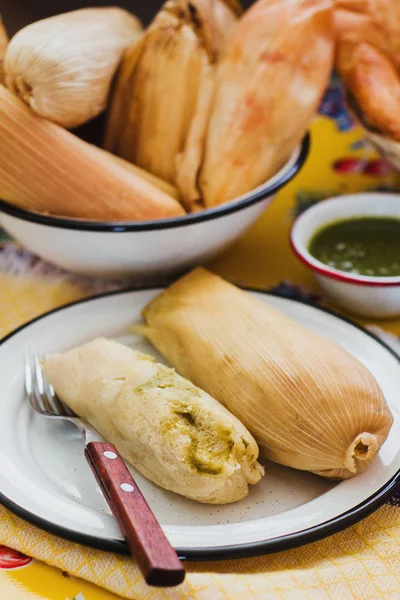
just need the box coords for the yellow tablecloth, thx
[1,79,400,600]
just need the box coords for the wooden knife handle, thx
[84,441,185,587]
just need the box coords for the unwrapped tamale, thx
[43,338,264,504]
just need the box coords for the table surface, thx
[1,76,400,600]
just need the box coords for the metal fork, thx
[25,350,185,588]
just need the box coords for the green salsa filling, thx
[172,405,234,475]
[134,366,236,475]
[309,217,400,277]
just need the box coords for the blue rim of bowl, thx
[0,134,310,232]
[0,283,399,561]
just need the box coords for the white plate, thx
[0,289,399,560]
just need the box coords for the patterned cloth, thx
[3,504,400,600]
[1,80,400,600]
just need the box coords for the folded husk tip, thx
[345,432,378,473]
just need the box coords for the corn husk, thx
[334,0,400,143]
[0,85,184,221]
[43,338,263,504]
[138,268,393,480]
[174,0,243,208]
[344,91,400,173]
[175,57,215,210]
[0,17,8,84]
[93,146,181,200]
[198,0,334,208]
[336,40,400,142]
[334,0,400,63]
[4,7,142,129]
[363,130,400,172]
[214,0,242,37]
[104,0,240,195]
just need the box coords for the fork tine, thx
[32,351,54,414]
[25,350,76,419]
[59,396,77,417]
[30,350,49,415]
[27,350,50,415]
[40,353,76,417]
[25,351,41,413]
[44,369,72,416]
[43,377,64,414]
[42,353,77,417]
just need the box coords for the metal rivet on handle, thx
[104,451,118,459]
[120,483,134,493]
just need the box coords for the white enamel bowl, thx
[290,193,400,319]
[0,136,309,280]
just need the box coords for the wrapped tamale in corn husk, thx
[334,0,400,141]
[4,8,142,128]
[196,0,334,208]
[104,0,241,198]
[0,85,184,221]
[43,338,264,504]
[138,268,393,480]
[336,43,400,142]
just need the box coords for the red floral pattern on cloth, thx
[0,545,33,569]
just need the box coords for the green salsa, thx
[309,217,400,277]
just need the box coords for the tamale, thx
[337,41,400,141]
[198,0,335,207]
[334,0,400,141]
[104,0,240,200]
[334,0,400,62]
[43,338,264,504]
[0,85,184,221]
[4,8,142,128]
[139,268,393,480]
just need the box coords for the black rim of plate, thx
[0,134,310,232]
[0,285,399,561]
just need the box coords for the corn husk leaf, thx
[175,57,215,210]
[0,85,184,221]
[334,1,400,141]
[180,0,243,59]
[138,268,393,480]
[336,39,400,141]
[103,38,146,159]
[363,130,400,171]
[94,146,181,200]
[199,0,334,207]
[343,90,400,172]
[334,0,400,63]
[105,0,240,195]
[4,7,142,128]
[0,17,8,85]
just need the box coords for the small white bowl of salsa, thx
[290,193,400,319]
